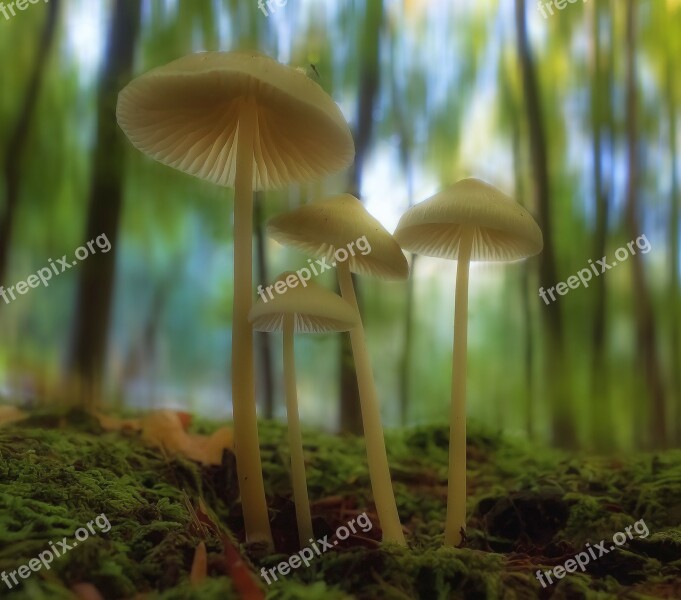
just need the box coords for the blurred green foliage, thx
[0,0,679,451]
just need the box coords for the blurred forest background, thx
[0,0,679,452]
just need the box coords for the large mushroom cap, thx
[394,178,543,261]
[267,194,409,281]
[116,51,355,189]
[249,274,358,333]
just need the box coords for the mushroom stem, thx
[337,261,406,545]
[444,228,474,546]
[283,314,314,547]
[232,98,272,545]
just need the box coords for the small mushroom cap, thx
[394,178,543,261]
[267,194,409,281]
[117,51,354,189]
[249,273,359,333]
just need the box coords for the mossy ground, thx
[1,411,680,599]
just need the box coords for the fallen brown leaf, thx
[71,582,105,600]
[190,540,208,586]
[0,406,28,428]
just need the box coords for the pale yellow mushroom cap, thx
[267,194,409,281]
[116,51,355,189]
[249,273,358,333]
[394,178,543,261]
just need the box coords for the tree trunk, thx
[624,0,667,448]
[398,179,416,427]
[67,0,142,408]
[389,36,416,427]
[0,0,60,285]
[339,0,383,434]
[515,0,576,447]
[666,60,681,445]
[254,193,275,420]
[590,0,613,450]
[511,112,535,438]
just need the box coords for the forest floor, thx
[0,410,680,600]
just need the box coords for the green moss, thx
[1,415,680,598]
[0,420,232,598]
[152,578,239,599]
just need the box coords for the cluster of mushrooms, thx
[116,51,543,549]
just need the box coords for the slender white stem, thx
[283,314,314,546]
[444,228,473,546]
[337,261,406,545]
[232,98,272,546]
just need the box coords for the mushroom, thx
[393,178,543,546]
[249,272,358,547]
[116,51,354,545]
[267,194,409,545]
